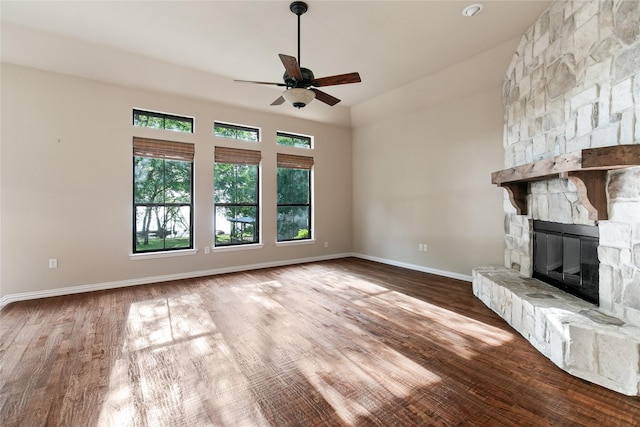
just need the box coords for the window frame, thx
[276,131,313,149]
[213,147,261,247]
[276,153,313,243]
[133,109,194,133]
[132,137,195,254]
[214,121,261,142]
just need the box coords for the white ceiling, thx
[1,0,551,125]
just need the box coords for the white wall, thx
[0,63,352,301]
[1,36,526,301]
[350,41,517,278]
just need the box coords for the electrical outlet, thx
[418,244,423,251]
[423,243,428,252]
[324,241,329,248]
[49,258,58,269]
[204,246,210,254]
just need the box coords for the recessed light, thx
[462,3,484,17]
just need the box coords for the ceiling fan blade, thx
[312,72,361,87]
[279,54,303,80]
[234,79,287,87]
[271,96,286,106]
[311,88,341,106]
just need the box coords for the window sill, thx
[129,249,198,261]
[276,239,316,247]
[212,243,264,253]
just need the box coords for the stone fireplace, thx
[473,0,640,396]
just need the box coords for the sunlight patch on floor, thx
[237,279,444,425]
[97,293,269,426]
[298,321,442,426]
[96,275,513,426]
[374,290,513,347]
[316,272,391,297]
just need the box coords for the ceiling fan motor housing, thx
[283,67,315,88]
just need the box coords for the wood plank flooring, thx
[1,258,639,426]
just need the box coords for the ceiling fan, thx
[234,1,361,108]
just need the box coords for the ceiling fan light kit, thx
[234,1,361,109]
[283,88,316,109]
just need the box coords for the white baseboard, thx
[0,252,471,308]
[351,253,473,282]
[0,253,350,308]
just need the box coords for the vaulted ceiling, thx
[1,1,551,125]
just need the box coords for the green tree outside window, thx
[134,157,193,252]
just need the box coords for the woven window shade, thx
[277,153,314,170]
[133,137,194,161]
[215,146,261,165]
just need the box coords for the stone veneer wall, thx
[501,0,640,326]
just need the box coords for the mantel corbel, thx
[565,170,608,221]
[491,145,640,222]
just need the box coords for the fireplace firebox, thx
[532,220,599,304]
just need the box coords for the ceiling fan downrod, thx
[289,1,308,68]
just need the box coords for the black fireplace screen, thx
[533,220,599,304]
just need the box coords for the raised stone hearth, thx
[473,266,640,396]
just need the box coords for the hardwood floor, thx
[1,258,639,426]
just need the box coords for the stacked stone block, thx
[600,167,640,325]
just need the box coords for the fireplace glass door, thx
[533,221,599,304]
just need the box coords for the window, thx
[277,153,313,242]
[214,122,260,142]
[214,147,261,246]
[277,131,312,149]
[133,137,194,253]
[133,109,193,133]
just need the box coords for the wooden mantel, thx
[491,145,640,221]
